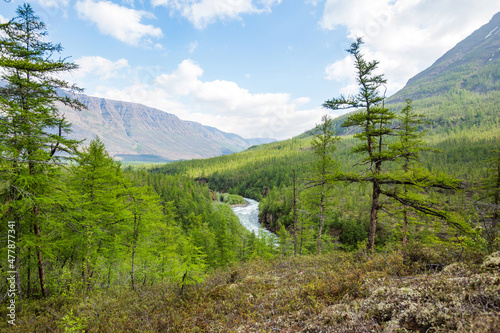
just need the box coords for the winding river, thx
[231,198,274,237]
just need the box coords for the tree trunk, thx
[402,209,408,247]
[131,213,138,290]
[29,157,48,297]
[33,212,48,297]
[131,248,136,290]
[15,219,22,299]
[318,194,324,255]
[292,169,297,256]
[491,153,500,253]
[299,219,304,256]
[367,161,382,252]
[402,185,408,247]
[27,248,31,298]
[106,264,112,292]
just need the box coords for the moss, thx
[2,249,500,332]
[481,251,500,272]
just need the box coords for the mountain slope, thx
[304,12,500,138]
[391,11,500,101]
[58,94,275,162]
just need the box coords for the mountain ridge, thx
[58,93,276,162]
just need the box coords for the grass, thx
[2,246,499,332]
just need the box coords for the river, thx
[231,198,274,237]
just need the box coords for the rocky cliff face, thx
[58,94,275,162]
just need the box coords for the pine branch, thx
[0,156,67,165]
[328,172,464,190]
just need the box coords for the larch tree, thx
[391,99,428,246]
[127,184,163,290]
[0,3,85,297]
[68,137,129,293]
[323,37,394,251]
[323,38,466,251]
[308,114,339,254]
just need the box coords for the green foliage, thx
[0,3,85,298]
[220,193,246,205]
[58,309,87,333]
[323,37,396,251]
[1,7,498,328]
[475,150,500,253]
[306,115,340,254]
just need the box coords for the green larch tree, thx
[323,38,466,251]
[127,184,163,290]
[323,37,394,251]
[0,3,85,297]
[391,99,428,246]
[308,114,339,254]
[476,150,500,253]
[68,137,129,293]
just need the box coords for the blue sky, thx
[1,0,499,140]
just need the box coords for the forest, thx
[1,4,499,332]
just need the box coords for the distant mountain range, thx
[58,95,275,162]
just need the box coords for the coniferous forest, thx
[1,4,500,332]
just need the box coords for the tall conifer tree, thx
[323,37,394,251]
[0,3,84,297]
[323,38,465,251]
[68,137,129,292]
[309,115,339,254]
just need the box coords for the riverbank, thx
[219,193,247,206]
[230,202,249,208]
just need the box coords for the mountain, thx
[305,12,500,138]
[58,94,276,162]
[382,12,500,142]
[389,11,500,102]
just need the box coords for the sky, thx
[1,0,499,140]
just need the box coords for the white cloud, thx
[93,59,320,139]
[321,0,500,95]
[188,41,198,53]
[152,0,281,29]
[75,0,163,46]
[153,43,165,50]
[306,0,320,6]
[0,14,8,24]
[74,56,130,80]
[325,54,354,82]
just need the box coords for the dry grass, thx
[1,249,499,332]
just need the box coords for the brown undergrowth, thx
[1,246,499,332]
